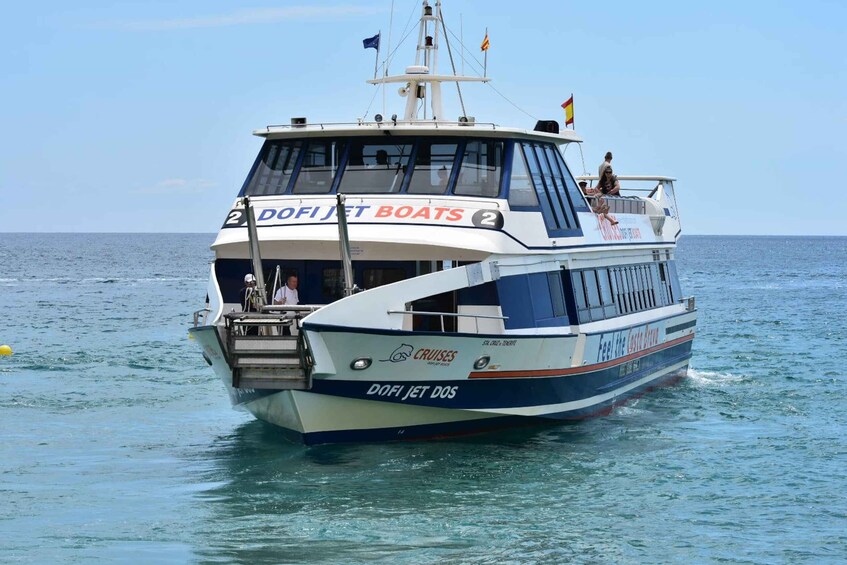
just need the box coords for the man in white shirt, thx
[273,275,299,305]
[273,274,300,335]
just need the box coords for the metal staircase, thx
[224,313,313,390]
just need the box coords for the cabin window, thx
[498,272,570,329]
[322,268,344,301]
[337,140,412,193]
[565,262,680,323]
[642,266,655,308]
[245,140,302,196]
[608,269,621,313]
[571,271,588,323]
[363,268,406,289]
[507,144,538,207]
[584,269,604,320]
[453,140,503,197]
[292,139,346,194]
[667,261,682,303]
[548,271,566,318]
[406,141,459,194]
[597,268,616,318]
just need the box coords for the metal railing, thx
[387,310,508,333]
[261,305,322,314]
[193,307,211,328]
[586,195,647,215]
[262,120,502,132]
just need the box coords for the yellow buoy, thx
[0,345,12,356]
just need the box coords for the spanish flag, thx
[480,32,490,52]
[561,95,574,128]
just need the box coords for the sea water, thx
[0,234,845,563]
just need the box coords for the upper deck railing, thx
[575,175,677,217]
[259,120,503,134]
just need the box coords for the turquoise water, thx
[1,234,845,563]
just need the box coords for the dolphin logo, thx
[381,343,414,363]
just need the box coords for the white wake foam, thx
[686,368,747,387]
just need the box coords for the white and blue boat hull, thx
[192,309,694,445]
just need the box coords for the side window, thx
[571,271,589,323]
[548,271,566,318]
[322,268,344,301]
[609,268,622,316]
[547,145,590,212]
[292,139,346,194]
[542,144,578,228]
[507,144,539,207]
[454,140,503,197]
[532,144,570,228]
[597,268,616,318]
[667,261,682,303]
[648,263,663,306]
[641,266,655,308]
[621,268,633,313]
[584,270,603,321]
[523,142,561,231]
[658,262,671,305]
[363,268,406,289]
[630,267,643,311]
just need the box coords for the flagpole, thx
[570,92,574,130]
[373,29,380,81]
[483,27,488,77]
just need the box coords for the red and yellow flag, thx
[480,33,490,51]
[561,95,574,128]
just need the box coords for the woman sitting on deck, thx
[579,180,618,225]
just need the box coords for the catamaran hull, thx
[191,316,694,445]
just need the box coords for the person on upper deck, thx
[598,151,621,196]
[579,180,618,225]
[375,149,390,168]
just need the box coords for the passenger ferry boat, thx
[189,1,696,445]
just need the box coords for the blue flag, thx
[363,33,380,50]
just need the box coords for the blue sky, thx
[2,0,844,235]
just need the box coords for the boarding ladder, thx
[223,309,315,390]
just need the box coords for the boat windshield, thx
[241,136,505,198]
[239,136,584,218]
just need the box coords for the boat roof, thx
[254,121,582,144]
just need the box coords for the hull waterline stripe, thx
[472,360,690,416]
